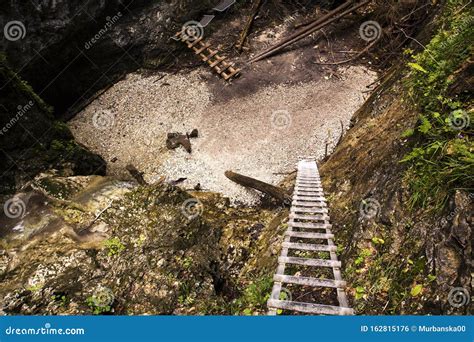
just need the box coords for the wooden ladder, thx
[267,157,354,315]
[175,31,241,81]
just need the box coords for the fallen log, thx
[248,0,354,62]
[235,0,263,52]
[249,0,370,63]
[225,170,291,205]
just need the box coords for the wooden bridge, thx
[267,157,353,315]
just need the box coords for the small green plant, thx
[86,296,112,315]
[26,284,43,293]
[355,286,366,300]
[232,276,273,315]
[182,256,193,269]
[371,237,385,245]
[52,294,68,307]
[103,237,125,256]
[354,248,372,267]
[410,284,423,297]
[401,1,474,209]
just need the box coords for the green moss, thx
[402,0,474,209]
[35,178,77,199]
[103,237,125,256]
[0,56,53,116]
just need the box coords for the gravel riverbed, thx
[69,65,376,205]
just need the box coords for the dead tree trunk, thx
[235,0,263,51]
[225,170,291,205]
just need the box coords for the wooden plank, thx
[188,37,203,48]
[202,50,218,61]
[273,274,346,288]
[293,196,326,202]
[291,200,321,208]
[288,222,332,229]
[222,67,240,80]
[209,56,226,67]
[194,43,211,54]
[279,256,341,268]
[267,299,354,315]
[286,231,334,239]
[294,192,326,198]
[294,186,324,191]
[282,241,336,252]
[215,61,233,74]
[290,207,327,214]
[289,213,329,221]
[295,185,323,189]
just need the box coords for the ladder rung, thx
[290,207,327,214]
[279,256,341,268]
[289,213,329,221]
[273,274,346,288]
[293,196,326,202]
[267,299,353,315]
[286,231,334,239]
[202,50,218,61]
[295,186,323,190]
[222,67,240,80]
[288,222,332,229]
[294,192,326,198]
[188,37,203,48]
[282,241,336,252]
[209,56,226,67]
[215,61,234,74]
[294,186,324,191]
[292,201,328,207]
[194,43,211,54]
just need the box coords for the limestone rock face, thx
[0,0,214,114]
